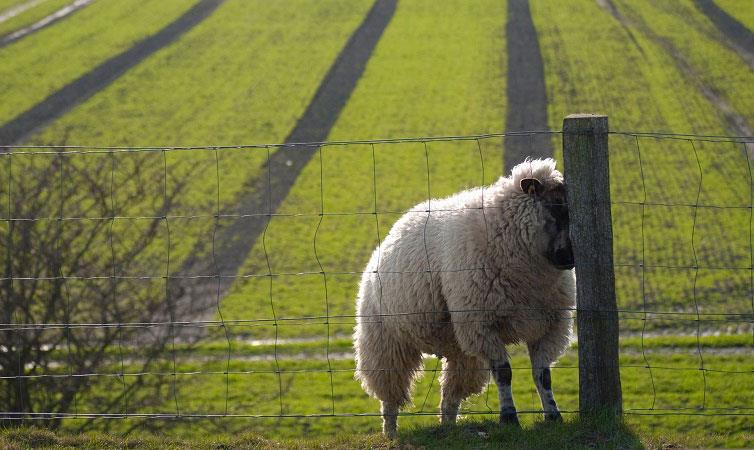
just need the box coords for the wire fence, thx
[1,127,754,435]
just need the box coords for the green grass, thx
[620,0,754,131]
[1,416,717,449]
[0,0,71,37]
[4,0,754,445]
[0,0,195,125]
[219,0,507,340]
[530,0,754,335]
[15,0,374,276]
[36,346,753,446]
[715,0,754,33]
[3,416,705,449]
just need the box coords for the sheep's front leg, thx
[490,353,519,426]
[528,341,563,422]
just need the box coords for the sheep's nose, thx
[554,247,574,270]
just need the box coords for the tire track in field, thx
[172,0,397,325]
[601,0,754,313]
[0,0,224,146]
[0,0,94,48]
[0,0,45,23]
[694,0,754,72]
[504,0,552,172]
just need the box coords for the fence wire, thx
[1,130,753,432]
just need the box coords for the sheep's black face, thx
[543,185,574,270]
[521,178,574,270]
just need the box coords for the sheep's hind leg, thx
[381,401,399,438]
[490,352,519,427]
[439,354,488,424]
[528,341,563,422]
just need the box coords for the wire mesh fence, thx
[1,126,753,436]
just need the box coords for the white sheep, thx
[353,158,576,437]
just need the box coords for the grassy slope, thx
[615,0,754,333]
[219,0,507,340]
[11,0,373,295]
[625,0,754,131]
[531,0,753,334]
[0,0,71,37]
[716,0,754,32]
[0,0,195,125]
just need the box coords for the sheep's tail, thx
[353,320,422,407]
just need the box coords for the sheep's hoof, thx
[545,411,563,422]
[499,407,520,427]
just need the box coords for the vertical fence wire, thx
[688,140,707,410]
[476,138,495,413]
[313,144,336,415]
[742,140,754,438]
[213,147,232,416]
[110,151,128,415]
[162,149,179,416]
[418,141,440,413]
[370,143,384,368]
[635,136,656,410]
[262,145,284,416]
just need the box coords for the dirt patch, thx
[172,0,398,329]
[504,0,552,171]
[0,0,224,146]
[694,0,754,72]
[0,0,95,48]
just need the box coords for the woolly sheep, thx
[353,158,576,437]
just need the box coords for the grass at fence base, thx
[40,347,754,447]
[1,416,739,449]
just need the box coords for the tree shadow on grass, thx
[398,414,646,450]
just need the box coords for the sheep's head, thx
[520,174,574,271]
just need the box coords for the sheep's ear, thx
[520,178,543,196]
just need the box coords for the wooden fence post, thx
[562,114,622,416]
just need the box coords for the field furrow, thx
[0,0,195,127]
[219,0,508,341]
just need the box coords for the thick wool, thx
[353,158,575,432]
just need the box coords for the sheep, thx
[353,158,576,437]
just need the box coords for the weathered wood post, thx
[562,114,622,416]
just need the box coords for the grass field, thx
[531,0,754,335]
[0,0,195,125]
[716,0,754,32]
[30,336,754,446]
[2,0,754,447]
[220,0,507,339]
[0,0,71,38]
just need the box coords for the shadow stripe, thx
[504,0,552,171]
[694,0,754,71]
[0,0,224,146]
[174,0,397,318]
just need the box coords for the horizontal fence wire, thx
[1,130,754,431]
